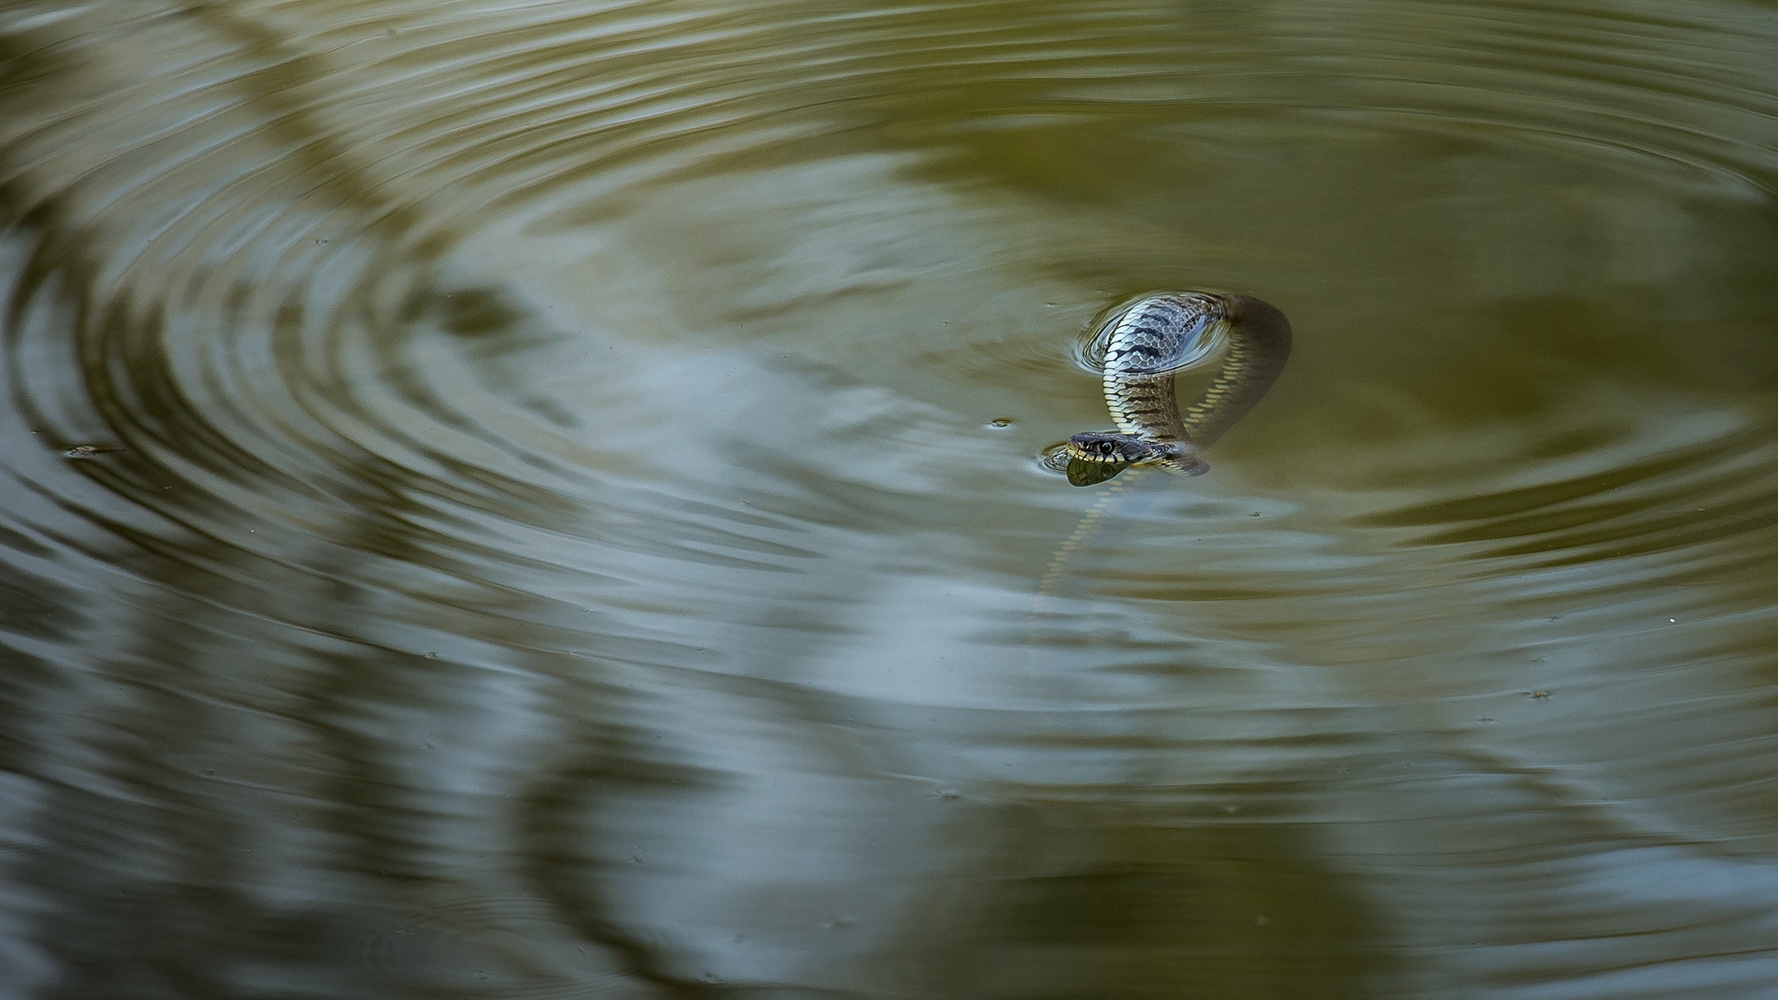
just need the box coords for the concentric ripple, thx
[2,0,1777,997]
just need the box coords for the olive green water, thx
[2,2,1777,997]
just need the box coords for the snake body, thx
[1062,292,1291,485]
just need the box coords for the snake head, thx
[1065,432,1159,465]
[1062,433,1207,486]
[1062,432,1158,487]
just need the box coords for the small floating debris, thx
[64,444,123,458]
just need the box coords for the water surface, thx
[2,1,1777,997]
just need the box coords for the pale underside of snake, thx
[1058,291,1292,487]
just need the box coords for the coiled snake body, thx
[1061,292,1292,486]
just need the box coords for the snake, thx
[1058,291,1292,486]
[1030,291,1292,651]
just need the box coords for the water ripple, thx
[3,0,1778,996]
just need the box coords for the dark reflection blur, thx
[892,803,1387,998]
[3,0,1778,998]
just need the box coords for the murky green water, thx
[3,1,1777,997]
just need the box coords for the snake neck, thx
[1099,293,1221,449]
[1103,368,1187,445]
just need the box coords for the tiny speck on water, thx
[64,444,122,458]
[935,788,961,800]
[1529,690,1551,700]
[988,418,1013,428]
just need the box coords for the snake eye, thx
[1096,440,1118,456]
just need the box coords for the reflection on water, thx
[2,0,1777,996]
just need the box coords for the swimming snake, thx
[1031,292,1291,641]
[1058,292,1291,487]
